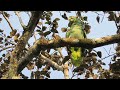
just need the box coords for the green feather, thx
[66,16,86,67]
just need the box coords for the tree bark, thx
[2,11,43,79]
[17,34,120,74]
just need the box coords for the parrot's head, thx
[68,16,78,22]
[68,16,85,30]
[68,16,80,27]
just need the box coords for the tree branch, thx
[0,45,15,52]
[2,11,43,79]
[2,11,14,31]
[17,39,63,73]
[33,34,120,49]
[40,54,63,71]
[17,34,120,73]
[63,63,69,79]
[12,11,43,59]
[14,11,26,29]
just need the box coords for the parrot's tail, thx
[70,47,83,67]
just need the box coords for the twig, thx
[71,72,77,79]
[33,32,37,41]
[0,45,15,52]
[103,47,110,55]
[113,12,119,30]
[56,48,64,59]
[26,12,31,18]
[94,11,104,16]
[2,11,14,31]
[59,11,62,17]
[40,54,63,71]
[101,13,105,23]
[108,47,111,55]
[101,53,116,61]
[14,11,26,29]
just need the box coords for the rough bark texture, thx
[2,11,43,79]
[17,34,120,73]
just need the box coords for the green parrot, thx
[66,16,86,67]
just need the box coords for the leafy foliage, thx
[0,11,120,79]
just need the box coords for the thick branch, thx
[17,39,63,73]
[34,34,120,49]
[17,34,120,73]
[2,11,43,79]
[12,11,43,59]
[63,63,69,79]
